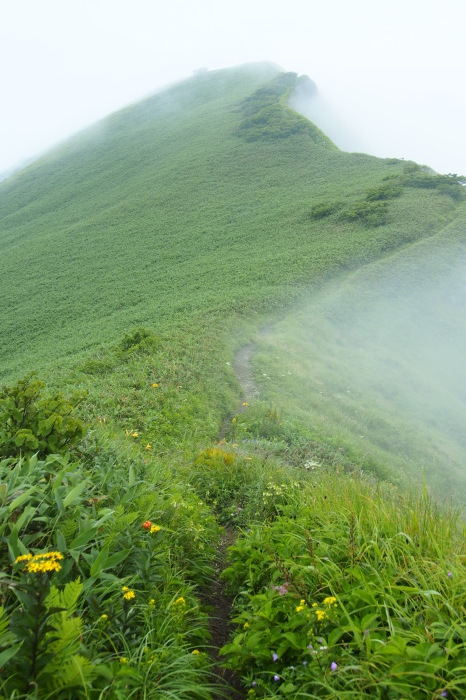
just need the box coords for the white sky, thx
[1,0,465,176]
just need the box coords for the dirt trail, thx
[218,323,275,441]
[205,527,244,699]
[206,324,278,697]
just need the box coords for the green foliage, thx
[345,199,390,226]
[308,201,343,219]
[221,476,466,698]
[238,72,330,143]
[0,374,86,459]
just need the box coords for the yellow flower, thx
[173,596,186,607]
[312,602,319,608]
[16,551,63,574]
[323,596,337,606]
[191,649,201,655]
[145,443,152,450]
[243,621,250,628]
[315,609,327,621]
[148,599,156,606]
[245,457,252,461]
[119,657,128,664]
[122,588,135,600]
[152,383,159,388]
[15,554,33,563]
[150,524,161,533]
[100,614,108,621]
[300,599,306,606]
[296,605,305,613]
[242,402,249,406]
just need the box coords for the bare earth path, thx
[205,328,273,698]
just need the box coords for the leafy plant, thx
[0,374,86,459]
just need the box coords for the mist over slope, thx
[253,201,466,500]
[1,63,462,383]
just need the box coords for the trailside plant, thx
[220,472,466,698]
[0,373,86,459]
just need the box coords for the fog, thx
[257,217,466,502]
[1,0,465,177]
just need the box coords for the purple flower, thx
[272,652,279,662]
[273,674,280,682]
[440,692,448,698]
[330,661,338,672]
[251,681,257,687]
[317,637,324,644]
[307,644,313,650]
[447,571,453,578]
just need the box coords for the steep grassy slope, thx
[0,63,460,380]
[1,65,465,699]
[249,201,466,500]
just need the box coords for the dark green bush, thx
[0,374,86,458]
[345,200,389,226]
[309,201,342,219]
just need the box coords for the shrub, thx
[0,374,86,459]
[345,200,389,226]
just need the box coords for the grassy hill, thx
[0,63,461,381]
[0,64,465,698]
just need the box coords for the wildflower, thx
[272,652,279,662]
[251,681,257,687]
[312,602,319,608]
[272,582,289,596]
[119,657,128,664]
[145,443,152,450]
[296,605,305,612]
[100,614,108,621]
[150,524,161,533]
[15,554,33,563]
[323,596,337,606]
[273,675,280,682]
[148,598,155,606]
[130,431,139,437]
[302,661,307,666]
[122,588,135,600]
[330,661,338,672]
[245,457,252,461]
[15,551,63,574]
[191,649,200,655]
[242,402,249,406]
[152,383,159,388]
[315,609,327,621]
[173,597,186,607]
[440,692,448,698]
[447,571,453,578]
[142,520,153,530]
[243,621,250,628]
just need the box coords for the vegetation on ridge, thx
[0,64,465,698]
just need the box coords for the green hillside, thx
[0,64,465,699]
[0,63,461,381]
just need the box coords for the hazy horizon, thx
[1,0,465,179]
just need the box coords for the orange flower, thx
[142,520,152,530]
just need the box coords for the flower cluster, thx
[172,596,186,608]
[122,586,135,600]
[142,520,161,533]
[15,551,63,574]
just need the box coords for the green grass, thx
[1,63,465,698]
[0,65,461,381]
